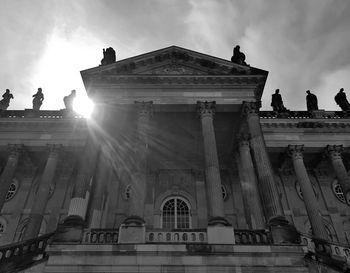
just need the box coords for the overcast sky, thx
[1,0,350,111]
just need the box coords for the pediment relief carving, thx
[90,47,256,77]
[141,63,207,75]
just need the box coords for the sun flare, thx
[73,95,95,118]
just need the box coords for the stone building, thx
[0,46,350,272]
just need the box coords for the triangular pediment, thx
[81,46,267,78]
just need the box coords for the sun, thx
[73,95,95,118]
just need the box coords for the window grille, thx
[332,182,346,203]
[161,197,191,229]
[5,179,18,201]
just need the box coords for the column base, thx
[207,225,235,244]
[118,222,146,244]
[53,215,85,243]
[208,216,231,227]
[268,216,300,244]
[123,215,145,226]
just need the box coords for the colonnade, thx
[0,100,349,241]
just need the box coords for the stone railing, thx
[259,110,346,119]
[83,229,119,244]
[0,232,54,272]
[146,229,207,243]
[0,109,83,119]
[234,229,272,245]
[300,234,350,264]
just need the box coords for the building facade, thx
[0,46,350,272]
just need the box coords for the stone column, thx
[288,145,328,240]
[54,138,99,242]
[23,145,61,240]
[326,145,350,205]
[119,102,152,244]
[89,146,112,229]
[124,101,152,225]
[0,145,21,213]
[237,135,265,229]
[197,101,228,226]
[67,137,99,222]
[242,101,285,224]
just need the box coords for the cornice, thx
[81,45,266,76]
[87,74,266,86]
[0,117,87,130]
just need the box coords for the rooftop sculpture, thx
[306,90,318,111]
[63,90,76,112]
[271,89,287,112]
[334,88,350,113]
[0,89,14,110]
[231,45,247,65]
[100,47,116,65]
[32,88,44,110]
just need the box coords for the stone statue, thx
[271,89,286,112]
[334,88,350,112]
[63,90,76,111]
[306,90,318,111]
[0,89,14,110]
[100,47,116,65]
[231,45,247,65]
[32,88,44,110]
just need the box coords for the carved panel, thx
[155,169,195,199]
[145,64,206,75]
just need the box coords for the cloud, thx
[1,0,350,111]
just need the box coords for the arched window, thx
[161,197,191,229]
[332,181,346,204]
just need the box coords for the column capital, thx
[237,133,250,147]
[7,144,23,155]
[288,145,304,160]
[325,145,343,159]
[135,101,153,118]
[47,144,62,157]
[197,101,216,118]
[241,101,261,118]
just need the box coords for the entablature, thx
[260,112,350,150]
[0,111,88,150]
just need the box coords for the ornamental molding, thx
[261,121,350,129]
[0,119,87,130]
[144,63,206,75]
[89,75,265,86]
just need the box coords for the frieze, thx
[90,75,264,86]
[261,121,350,129]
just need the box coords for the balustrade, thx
[83,229,119,244]
[0,232,53,270]
[259,111,345,119]
[234,229,272,245]
[146,230,207,243]
[300,234,350,265]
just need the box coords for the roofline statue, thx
[32,87,44,111]
[0,89,14,110]
[334,88,350,113]
[100,47,116,66]
[231,45,247,65]
[63,90,76,112]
